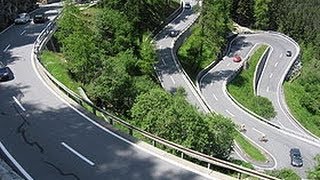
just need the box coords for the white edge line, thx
[31,43,217,180]
[13,96,26,111]
[0,141,34,180]
[61,142,95,166]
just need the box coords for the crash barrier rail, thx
[213,32,320,144]
[253,46,270,95]
[32,5,277,180]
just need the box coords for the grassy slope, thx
[235,132,267,162]
[284,82,320,137]
[40,51,81,93]
[227,45,276,119]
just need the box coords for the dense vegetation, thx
[0,0,37,30]
[178,0,232,80]
[308,155,320,179]
[228,45,276,119]
[231,0,320,136]
[267,168,300,180]
[47,0,237,160]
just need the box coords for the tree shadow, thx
[0,84,208,180]
[200,69,236,89]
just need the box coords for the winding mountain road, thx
[0,3,222,180]
[199,33,320,176]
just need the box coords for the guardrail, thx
[32,4,277,180]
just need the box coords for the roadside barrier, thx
[32,5,277,180]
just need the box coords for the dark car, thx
[290,148,303,167]
[33,13,47,24]
[286,50,292,57]
[184,2,192,9]
[0,67,10,81]
[169,30,179,37]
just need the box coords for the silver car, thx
[14,13,31,24]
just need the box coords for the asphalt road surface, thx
[199,33,320,177]
[0,3,216,180]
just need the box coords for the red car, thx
[233,55,242,62]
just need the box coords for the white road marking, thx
[31,9,219,180]
[161,58,167,65]
[158,45,162,49]
[266,86,270,92]
[227,63,231,67]
[225,109,235,117]
[279,53,283,58]
[61,142,95,166]
[3,44,10,52]
[13,96,26,112]
[20,30,26,35]
[252,127,265,136]
[170,76,176,84]
[274,62,279,67]
[0,142,33,180]
[269,73,273,78]
[278,120,284,128]
[213,93,218,101]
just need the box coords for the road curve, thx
[0,3,219,180]
[199,33,320,176]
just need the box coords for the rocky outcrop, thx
[0,0,37,30]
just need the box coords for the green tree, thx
[254,0,271,29]
[308,155,320,179]
[268,168,300,180]
[235,0,254,27]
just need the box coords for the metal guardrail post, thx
[152,140,156,147]
[181,152,184,159]
[129,128,133,136]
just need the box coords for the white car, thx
[14,13,31,24]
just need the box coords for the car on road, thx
[290,148,303,167]
[286,50,292,57]
[169,30,179,37]
[14,13,31,24]
[233,54,242,62]
[184,2,192,9]
[33,13,47,24]
[0,67,10,81]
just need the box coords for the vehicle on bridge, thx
[233,54,242,62]
[33,13,47,24]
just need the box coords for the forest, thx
[232,0,320,137]
[50,0,236,161]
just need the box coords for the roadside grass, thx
[40,50,81,93]
[235,132,267,162]
[284,82,320,137]
[227,45,276,119]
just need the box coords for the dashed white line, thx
[279,53,283,58]
[269,73,273,78]
[13,96,26,112]
[266,86,270,92]
[170,76,176,84]
[225,109,235,117]
[161,58,167,65]
[274,62,279,67]
[3,44,10,52]
[61,142,95,166]
[252,127,265,135]
[213,93,218,101]
[227,63,231,67]
[20,30,26,35]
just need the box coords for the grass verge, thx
[284,82,320,137]
[235,132,267,162]
[227,45,276,119]
[40,50,81,93]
